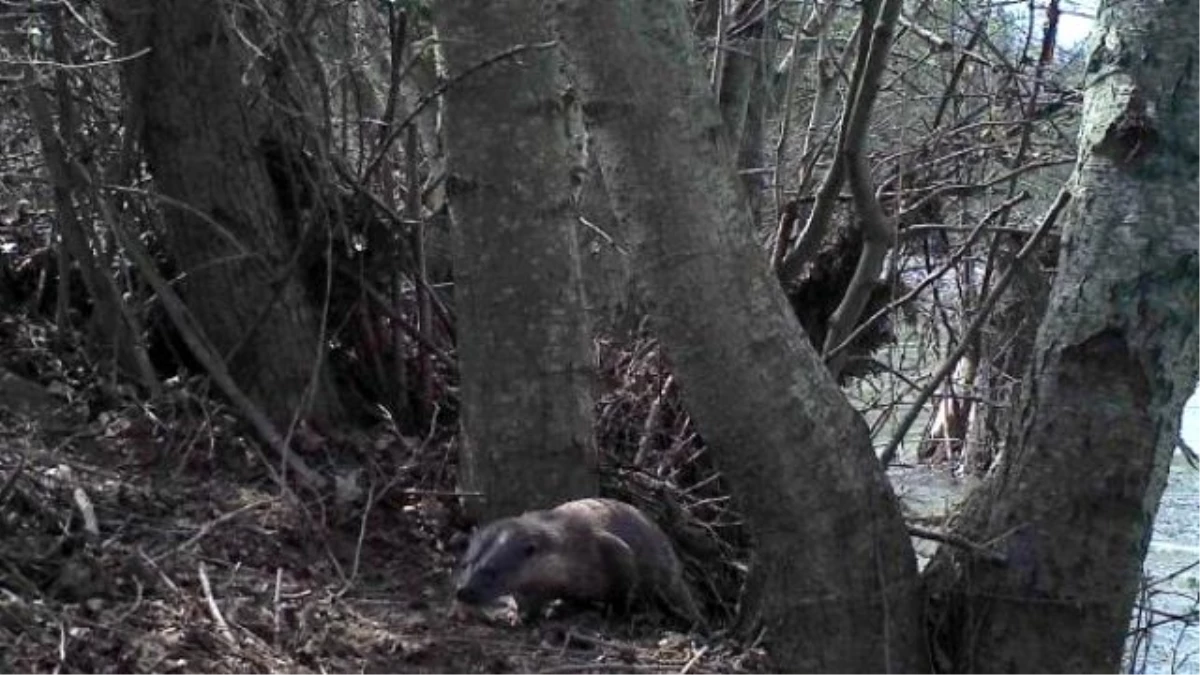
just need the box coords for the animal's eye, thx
[523,542,537,557]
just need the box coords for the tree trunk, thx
[922,0,1199,667]
[105,0,343,426]
[433,0,597,519]
[710,0,777,228]
[552,0,927,670]
[577,153,636,336]
[968,239,1057,474]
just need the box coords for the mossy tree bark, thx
[922,0,1199,668]
[105,0,343,426]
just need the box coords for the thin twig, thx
[879,187,1070,466]
[162,498,274,560]
[826,191,1030,360]
[907,524,1006,563]
[198,562,236,645]
[361,40,558,186]
[0,453,27,506]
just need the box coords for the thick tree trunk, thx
[922,0,1199,668]
[577,153,636,335]
[552,0,927,670]
[105,0,342,425]
[433,0,597,519]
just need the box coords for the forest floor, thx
[3,312,1194,673]
[0,321,763,673]
[0,410,765,673]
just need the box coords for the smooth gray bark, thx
[552,0,927,670]
[434,0,597,519]
[576,152,636,335]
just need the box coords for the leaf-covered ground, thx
[0,317,765,673]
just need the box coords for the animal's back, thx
[550,498,701,622]
[455,497,702,626]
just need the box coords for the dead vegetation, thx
[0,319,768,673]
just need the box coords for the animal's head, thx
[454,516,555,605]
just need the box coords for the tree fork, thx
[552,0,927,670]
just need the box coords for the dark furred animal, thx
[454,498,702,625]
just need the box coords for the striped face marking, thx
[466,527,510,568]
[455,520,541,605]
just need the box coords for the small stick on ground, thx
[198,562,236,645]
